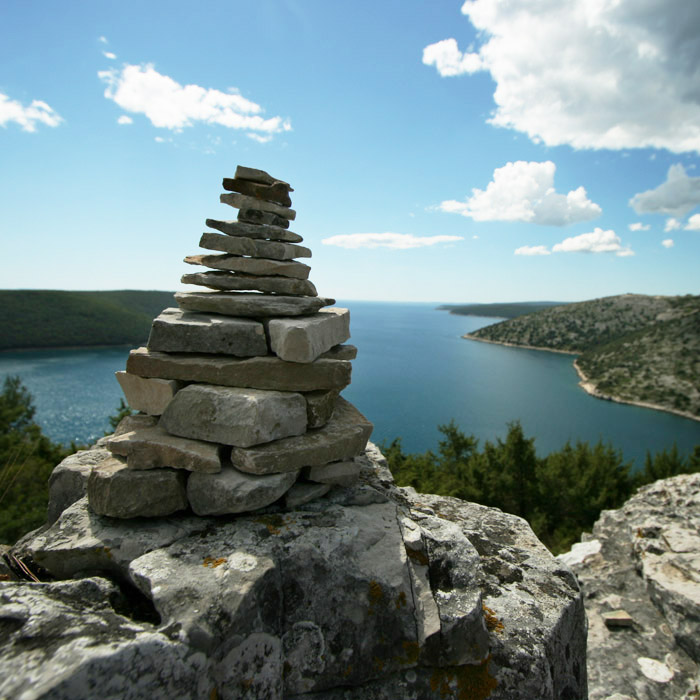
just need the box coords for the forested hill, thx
[467,294,700,420]
[0,290,175,350]
[437,301,564,319]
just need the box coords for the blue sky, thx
[1,0,699,303]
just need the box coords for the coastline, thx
[464,334,700,424]
[0,343,137,354]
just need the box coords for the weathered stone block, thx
[230,398,373,475]
[106,424,224,473]
[305,459,361,487]
[116,371,181,415]
[160,384,307,448]
[238,208,290,228]
[87,457,188,518]
[321,344,357,360]
[175,291,334,318]
[181,271,317,297]
[304,389,339,428]
[127,347,352,392]
[220,192,296,221]
[284,482,331,508]
[199,232,311,260]
[187,466,298,516]
[206,218,302,243]
[185,253,310,279]
[222,177,292,207]
[148,308,267,356]
[266,308,350,363]
[234,165,292,189]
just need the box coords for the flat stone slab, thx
[181,271,318,297]
[221,192,296,221]
[175,291,335,318]
[266,308,350,363]
[116,371,181,415]
[205,218,302,243]
[305,459,361,487]
[87,457,188,518]
[235,165,292,189]
[199,232,311,260]
[238,208,290,228]
[127,347,352,392]
[284,482,331,508]
[106,424,224,473]
[160,384,307,448]
[148,308,267,356]
[185,254,310,280]
[321,344,358,360]
[304,389,339,428]
[230,398,373,475]
[222,178,292,208]
[187,467,299,516]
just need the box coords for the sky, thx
[1,0,699,303]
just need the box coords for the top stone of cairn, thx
[222,166,294,209]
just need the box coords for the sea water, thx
[1,301,698,468]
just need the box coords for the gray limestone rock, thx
[238,208,290,228]
[16,442,587,699]
[87,457,188,519]
[206,218,302,243]
[199,232,311,260]
[181,270,318,297]
[230,397,373,475]
[148,307,267,357]
[175,291,334,318]
[284,481,331,508]
[116,371,181,415]
[305,459,361,487]
[266,308,351,363]
[559,472,700,700]
[235,165,292,189]
[47,446,112,524]
[127,347,352,392]
[0,577,209,700]
[185,253,310,279]
[187,466,299,516]
[321,343,358,360]
[303,389,339,429]
[222,177,292,207]
[221,192,296,221]
[106,423,224,473]
[160,384,307,448]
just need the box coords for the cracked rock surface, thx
[6,442,587,699]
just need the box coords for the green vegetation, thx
[383,421,700,554]
[0,290,176,350]
[438,301,565,319]
[0,376,72,544]
[468,293,700,419]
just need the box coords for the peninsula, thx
[463,293,700,421]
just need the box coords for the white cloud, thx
[630,164,700,217]
[514,245,550,256]
[117,115,133,125]
[98,63,291,138]
[103,51,117,60]
[247,132,273,144]
[662,239,674,248]
[664,217,681,232]
[99,36,108,44]
[425,0,700,153]
[439,161,601,226]
[628,222,650,231]
[0,92,63,132]
[685,214,700,230]
[422,38,483,77]
[321,233,463,250]
[552,228,634,256]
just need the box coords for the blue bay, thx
[1,301,698,469]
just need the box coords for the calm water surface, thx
[1,301,698,469]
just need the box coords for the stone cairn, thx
[91,166,373,518]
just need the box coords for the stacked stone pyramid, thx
[91,166,373,518]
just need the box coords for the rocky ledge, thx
[2,443,586,700]
[559,472,700,700]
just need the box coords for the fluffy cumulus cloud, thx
[439,161,601,226]
[98,64,291,138]
[321,233,463,250]
[514,245,550,256]
[0,93,62,132]
[664,218,681,232]
[662,239,674,248]
[685,214,700,230]
[117,115,133,125]
[630,164,700,217]
[629,222,650,231]
[424,0,700,153]
[552,228,634,256]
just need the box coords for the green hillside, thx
[467,294,700,419]
[0,290,176,350]
[438,301,565,319]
